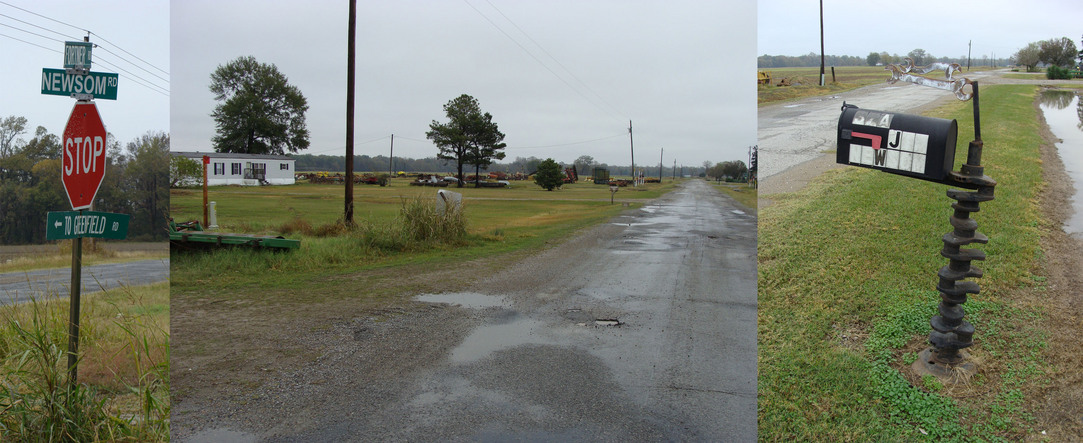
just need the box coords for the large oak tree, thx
[209,56,310,155]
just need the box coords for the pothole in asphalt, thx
[450,316,549,363]
[416,292,505,309]
[594,318,623,327]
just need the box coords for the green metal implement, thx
[168,219,300,250]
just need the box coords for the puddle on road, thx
[731,210,745,215]
[594,319,622,326]
[184,428,258,443]
[1039,89,1083,235]
[450,315,549,363]
[416,292,506,309]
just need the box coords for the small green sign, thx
[46,211,129,240]
[64,41,93,69]
[41,68,118,100]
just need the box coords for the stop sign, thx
[61,102,107,210]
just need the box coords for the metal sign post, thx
[42,38,124,388]
[836,59,995,381]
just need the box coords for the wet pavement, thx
[759,71,995,180]
[0,259,170,305]
[175,180,755,442]
[298,179,756,441]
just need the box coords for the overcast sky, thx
[759,0,1083,62]
[171,0,757,168]
[0,0,168,148]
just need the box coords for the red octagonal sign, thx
[61,102,107,210]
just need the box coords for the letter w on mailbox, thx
[837,104,958,185]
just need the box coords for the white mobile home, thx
[173,152,295,186]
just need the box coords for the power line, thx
[93,53,169,92]
[0,25,169,97]
[0,2,169,81]
[462,0,625,124]
[95,45,169,84]
[0,19,66,43]
[480,0,626,119]
[0,1,85,33]
[93,56,169,96]
[88,31,168,77]
[0,11,79,40]
[0,30,57,52]
[507,132,626,149]
[307,135,391,155]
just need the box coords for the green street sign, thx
[64,41,93,70]
[41,68,118,100]
[46,211,129,240]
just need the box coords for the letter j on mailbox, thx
[837,104,958,185]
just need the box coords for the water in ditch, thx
[1038,89,1083,236]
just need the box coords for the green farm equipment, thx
[168,219,300,250]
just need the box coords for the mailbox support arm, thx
[919,81,997,376]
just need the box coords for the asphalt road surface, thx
[0,259,169,305]
[759,70,996,181]
[178,179,757,442]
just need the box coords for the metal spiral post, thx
[915,81,996,377]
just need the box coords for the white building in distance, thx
[173,152,295,186]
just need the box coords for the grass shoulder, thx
[0,282,169,440]
[758,84,1049,439]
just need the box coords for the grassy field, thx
[712,181,758,211]
[758,84,1052,440]
[0,277,169,440]
[758,65,996,105]
[170,178,679,295]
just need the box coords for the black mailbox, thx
[837,104,958,184]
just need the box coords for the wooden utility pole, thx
[658,148,663,182]
[345,0,356,224]
[819,0,825,86]
[389,134,394,179]
[967,40,972,71]
[629,120,635,186]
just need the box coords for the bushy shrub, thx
[1046,65,1072,80]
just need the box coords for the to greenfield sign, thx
[41,68,118,100]
[46,211,130,240]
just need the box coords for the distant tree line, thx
[0,115,168,244]
[759,50,1011,69]
[291,153,711,178]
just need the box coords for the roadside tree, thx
[427,94,506,188]
[1015,42,1041,72]
[866,52,881,66]
[170,155,202,187]
[534,158,564,191]
[209,56,310,155]
[0,115,28,158]
[1039,37,1078,68]
[574,155,595,176]
[907,49,933,66]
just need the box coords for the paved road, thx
[180,179,757,442]
[0,259,169,305]
[759,70,996,180]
